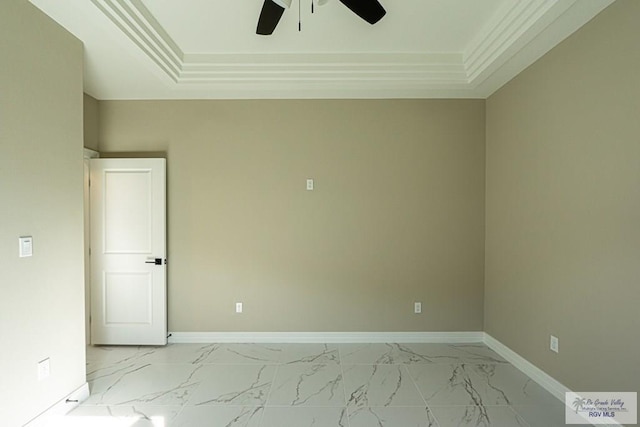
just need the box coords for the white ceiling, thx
[30,0,613,100]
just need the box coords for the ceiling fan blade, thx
[256,0,286,35]
[273,0,293,8]
[337,0,386,24]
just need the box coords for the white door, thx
[90,158,167,345]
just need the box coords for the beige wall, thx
[83,93,99,151]
[0,2,85,425]
[98,99,486,332]
[485,0,640,392]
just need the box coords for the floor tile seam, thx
[195,362,282,365]
[89,361,203,371]
[134,361,205,365]
[180,362,212,408]
[86,361,149,372]
[402,362,548,408]
[399,363,438,426]
[344,405,439,427]
[345,362,408,365]
[96,361,368,366]
[346,405,439,411]
[261,403,349,407]
[277,361,342,366]
[505,404,534,427]
[171,402,189,425]
[426,404,525,408]
[342,362,434,411]
[337,344,352,427]
[180,404,267,407]
[260,362,281,426]
[341,361,510,365]
[401,364,427,403]
[426,404,533,427]
[178,403,473,408]
[79,403,521,408]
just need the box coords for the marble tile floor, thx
[54,343,584,427]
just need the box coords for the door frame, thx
[83,148,99,345]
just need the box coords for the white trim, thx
[463,0,582,83]
[25,382,89,427]
[83,148,99,159]
[83,0,613,99]
[472,0,614,97]
[179,52,468,86]
[90,0,182,82]
[168,331,484,344]
[483,334,622,426]
[483,333,569,402]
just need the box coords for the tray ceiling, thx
[30,0,614,99]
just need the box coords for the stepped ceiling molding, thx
[30,0,614,99]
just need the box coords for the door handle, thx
[145,258,164,265]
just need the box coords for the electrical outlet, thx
[38,358,50,380]
[235,302,243,313]
[414,302,422,314]
[550,335,559,353]
[306,179,314,191]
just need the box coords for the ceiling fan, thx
[257,0,386,35]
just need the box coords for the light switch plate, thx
[38,358,50,380]
[550,335,559,353]
[19,236,33,257]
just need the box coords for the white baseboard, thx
[483,334,622,427]
[25,382,89,427]
[168,331,485,344]
[483,333,570,402]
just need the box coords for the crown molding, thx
[85,0,613,98]
[91,0,470,88]
[464,0,570,83]
[471,0,614,97]
[90,0,182,81]
[179,53,468,85]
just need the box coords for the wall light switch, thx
[38,358,50,380]
[19,236,33,258]
[306,179,314,191]
[550,335,559,353]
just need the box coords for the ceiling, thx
[30,0,613,100]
